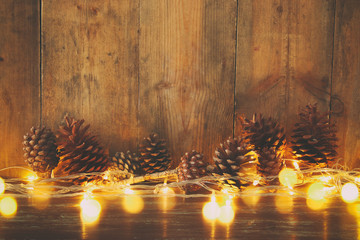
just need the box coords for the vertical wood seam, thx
[329,0,337,121]
[285,0,291,130]
[233,0,239,138]
[138,0,141,146]
[39,0,43,127]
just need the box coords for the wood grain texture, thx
[0,0,40,173]
[42,0,139,154]
[331,0,360,168]
[235,0,335,139]
[235,0,289,134]
[139,0,236,166]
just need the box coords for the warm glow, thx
[307,182,326,201]
[242,187,261,208]
[306,198,327,210]
[275,195,293,214]
[80,198,102,224]
[293,161,300,171]
[124,185,135,195]
[279,168,298,188]
[319,176,332,183]
[26,173,38,182]
[253,180,259,186]
[0,177,5,195]
[159,186,175,195]
[203,194,221,221]
[218,200,235,224]
[0,196,17,217]
[123,195,144,214]
[341,183,359,203]
[30,187,51,210]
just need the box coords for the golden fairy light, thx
[218,199,235,224]
[341,183,359,203]
[80,193,102,224]
[25,172,38,182]
[0,196,17,217]
[202,193,221,221]
[307,182,326,201]
[0,177,5,195]
[122,186,144,214]
[158,183,175,212]
[279,168,298,188]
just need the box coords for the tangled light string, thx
[0,159,359,201]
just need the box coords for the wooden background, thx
[0,0,359,173]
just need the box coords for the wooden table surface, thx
[0,194,358,240]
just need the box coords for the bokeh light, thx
[306,198,327,210]
[123,195,144,214]
[308,182,326,201]
[279,168,298,188]
[341,183,359,203]
[202,195,221,221]
[218,200,235,224]
[0,196,17,217]
[80,198,102,224]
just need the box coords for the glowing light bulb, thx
[253,180,259,186]
[279,168,298,188]
[80,198,101,224]
[124,185,134,195]
[0,197,17,217]
[341,183,359,203]
[159,185,175,195]
[307,182,326,201]
[319,176,332,183]
[26,173,38,182]
[0,177,5,195]
[123,195,144,214]
[218,200,235,224]
[202,194,221,221]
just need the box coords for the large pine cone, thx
[291,104,337,165]
[54,117,109,176]
[257,147,284,184]
[110,151,140,174]
[213,137,254,189]
[139,133,171,174]
[177,150,208,193]
[23,127,59,178]
[243,114,286,151]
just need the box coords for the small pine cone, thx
[291,104,338,166]
[23,126,59,178]
[139,133,171,174]
[243,114,286,151]
[110,151,140,174]
[54,117,109,177]
[257,147,284,184]
[177,150,208,193]
[213,137,254,189]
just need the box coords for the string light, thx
[0,196,17,217]
[218,199,235,224]
[341,183,359,203]
[308,182,326,201]
[279,168,298,188]
[202,193,221,221]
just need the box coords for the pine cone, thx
[110,151,140,174]
[54,117,109,177]
[243,114,286,151]
[257,147,284,184]
[213,137,254,189]
[23,127,59,178]
[291,104,337,166]
[139,133,171,174]
[177,150,208,193]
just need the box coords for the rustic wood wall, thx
[0,0,359,173]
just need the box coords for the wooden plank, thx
[0,0,40,175]
[287,0,335,132]
[42,0,140,155]
[235,0,289,135]
[331,0,360,168]
[139,0,236,166]
[235,0,335,140]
